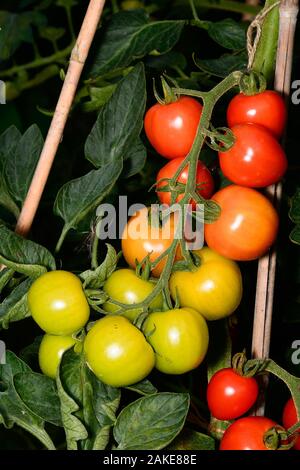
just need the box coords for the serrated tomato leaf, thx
[0,278,33,329]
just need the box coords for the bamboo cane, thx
[251,0,299,415]
[14,0,106,237]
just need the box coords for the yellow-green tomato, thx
[84,315,155,387]
[103,269,163,322]
[143,308,209,374]
[28,270,90,335]
[169,247,242,321]
[39,334,77,379]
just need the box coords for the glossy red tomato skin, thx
[156,157,214,208]
[144,97,202,159]
[227,90,287,138]
[219,124,287,188]
[220,417,278,450]
[204,185,279,261]
[207,368,259,420]
[282,398,300,450]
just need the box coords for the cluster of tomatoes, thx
[207,366,300,450]
[25,86,294,450]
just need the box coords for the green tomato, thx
[84,315,155,387]
[143,308,209,374]
[28,270,90,335]
[169,247,242,321]
[103,269,163,322]
[39,334,78,379]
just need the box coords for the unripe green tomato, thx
[121,1,144,10]
[143,308,209,374]
[103,269,163,322]
[84,315,155,387]
[28,270,90,335]
[169,247,242,320]
[39,334,78,379]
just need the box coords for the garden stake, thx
[251,0,299,415]
[14,0,106,237]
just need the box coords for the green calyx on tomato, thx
[28,270,90,335]
[39,334,78,379]
[169,247,242,320]
[84,315,155,387]
[143,308,209,374]
[102,268,163,322]
[238,70,267,96]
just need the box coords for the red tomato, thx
[207,368,259,420]
[204,185,279,261]
[282,398,300,450]
[227,90,287,138]
[121,207,182,277]
[219,124,287,188]
[156,157,214,208]
[144,96,202,159]
[220,416,278,450]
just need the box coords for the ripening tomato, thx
[121,207,182,277]
[39,334,78,379]
[156,157,214,208]
[204,185,279,261]
[282,398,300,450]
[143,308,209,374]
[227,90,287,138]
[144,96,202,159]
[220,416,278,450]
[84,315,155,387]
[103,269,163,322]
[207,368,259,420]
[28,271,90,335]
[219,124,287,188]
[169,247,242,320]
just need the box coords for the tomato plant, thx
[156,157,214,207]
[169,247,242,320]
[219,416,278,450]
[84,315,155,387]
[143,308,209,374]
[227,90,287,138]
[144,97,202,159]
[204,185,279,261]
[28,271,90,335]
[207,368,259,419]
[219,123,287,187]
[103,268,163,322]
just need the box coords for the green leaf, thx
[0,11,46,60]
[289,188,300,224]
[54,161,123,251]
[208,19,246,50]
[19,336,42,369]
[82,85,117,113]
[0,224,56,276]
[0,278,33,329]
[290,225,300,245]
[114,393,190,450]
[85,63,146,168]
[122,138,147,179]
[14,372,62,427]
[39,26,65,42]
[0,268,14,294]
[168,428,215,450]
[4,125,44,205]
[0,351,55,449]
[58,349,121,450]
[80,244,119,289]
[207,320,232,381]
[146,51,187,71]
[90,11,185,76]
[125,379,158,396]
[0,126,21,218]
[195,52,247,78]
